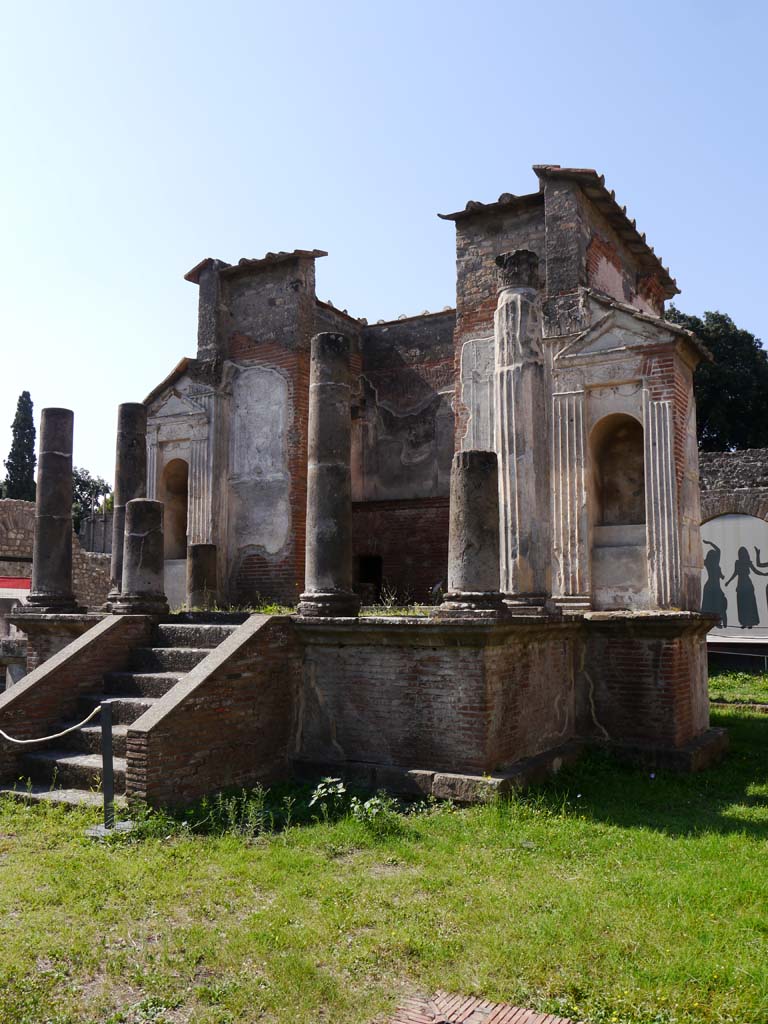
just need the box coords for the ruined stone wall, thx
[0,499,110,610]
[78,512,113,554]
[699,449,768,522]
[357,311,455,500]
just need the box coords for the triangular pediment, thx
[152,388,207,418]
[554,307,676,365]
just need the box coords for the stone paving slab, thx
[390,991,577,1024]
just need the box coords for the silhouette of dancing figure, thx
[724,546,768,628]
[753,547,768,619]
[701,539,728,627]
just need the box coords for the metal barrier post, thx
[100,701,114,830]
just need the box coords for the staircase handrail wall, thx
[0,615,153,781]
[126,614,300,807]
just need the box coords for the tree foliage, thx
[666,307,768,452]
[4,391,36,501]
[72,467,112,532]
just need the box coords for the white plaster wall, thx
[228,365,291,556]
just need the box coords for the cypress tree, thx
[4,391,36,501]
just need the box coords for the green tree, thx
[666,307,768,451]
[4,391,36,500]
[72,467,112,532]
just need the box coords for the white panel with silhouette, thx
[701,513,768,637]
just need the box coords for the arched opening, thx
[160,458,189,560]
[589,414,648,610]
[591,414,645,526]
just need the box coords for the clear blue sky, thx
[1,0,765,481]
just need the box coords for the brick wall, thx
[294,614,710,778]
[576,618,710,749]
[351,497,449,602]
[0,615,152,780]
[127,615,299,806]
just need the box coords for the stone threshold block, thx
[294,741,585,803]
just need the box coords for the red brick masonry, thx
[391,990,577,1024]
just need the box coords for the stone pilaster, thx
[493,250,550,602]
[112,500,168,616]
[298,333,360,617]
[25,408,79,613]
[644,391,681,608]
[434,450,505,619]
[108,403,147,601]
[187,543,217,609]
[551,390,591,610]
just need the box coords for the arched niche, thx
[589,413,649,610]
[590,413,645,526]
[160,458,189,560]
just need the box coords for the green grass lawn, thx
[1,705,766,1024]
[709,669,768,704]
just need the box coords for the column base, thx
[502,594,548,616]
[112,594,169,616]
[550,594,592,614]
[22,594,83,615]
[101,586,121,613]
[432,591,509,621]
[297,591,361,617]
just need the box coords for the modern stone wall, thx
[0,499,110,610]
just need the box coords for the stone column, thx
[25,408,79,613]
[108,403,147,601]
[112,500,168,615]
[434,450,506,619]
[298,332,360,617]
[187,543,217,609]
[494,250,550,604]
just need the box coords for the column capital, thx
[495,249,540,291]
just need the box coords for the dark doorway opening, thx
[357,554,383,602]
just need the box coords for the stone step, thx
[59,723,129,757]
[21,750,126,793]
[78,694,157,725]
[129,646,209,672]
[103,671,181,698]
[0,784,128,810]
[153,623,237,649]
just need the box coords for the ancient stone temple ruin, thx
[0,166,727,809]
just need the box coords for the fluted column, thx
[298,333,360,617]
[433,450,505,619]
[108,404,147,601]
[644,391,681,608]
[26,408,79,613]
[551,389,590,608]
[113,499,168,615]
[493,250,550,602]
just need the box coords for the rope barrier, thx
[0,703,104,746]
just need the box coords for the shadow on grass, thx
[530,707,768,840]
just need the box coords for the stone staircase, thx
[7,618,240,807]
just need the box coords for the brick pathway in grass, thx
[390,990,577,1024]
